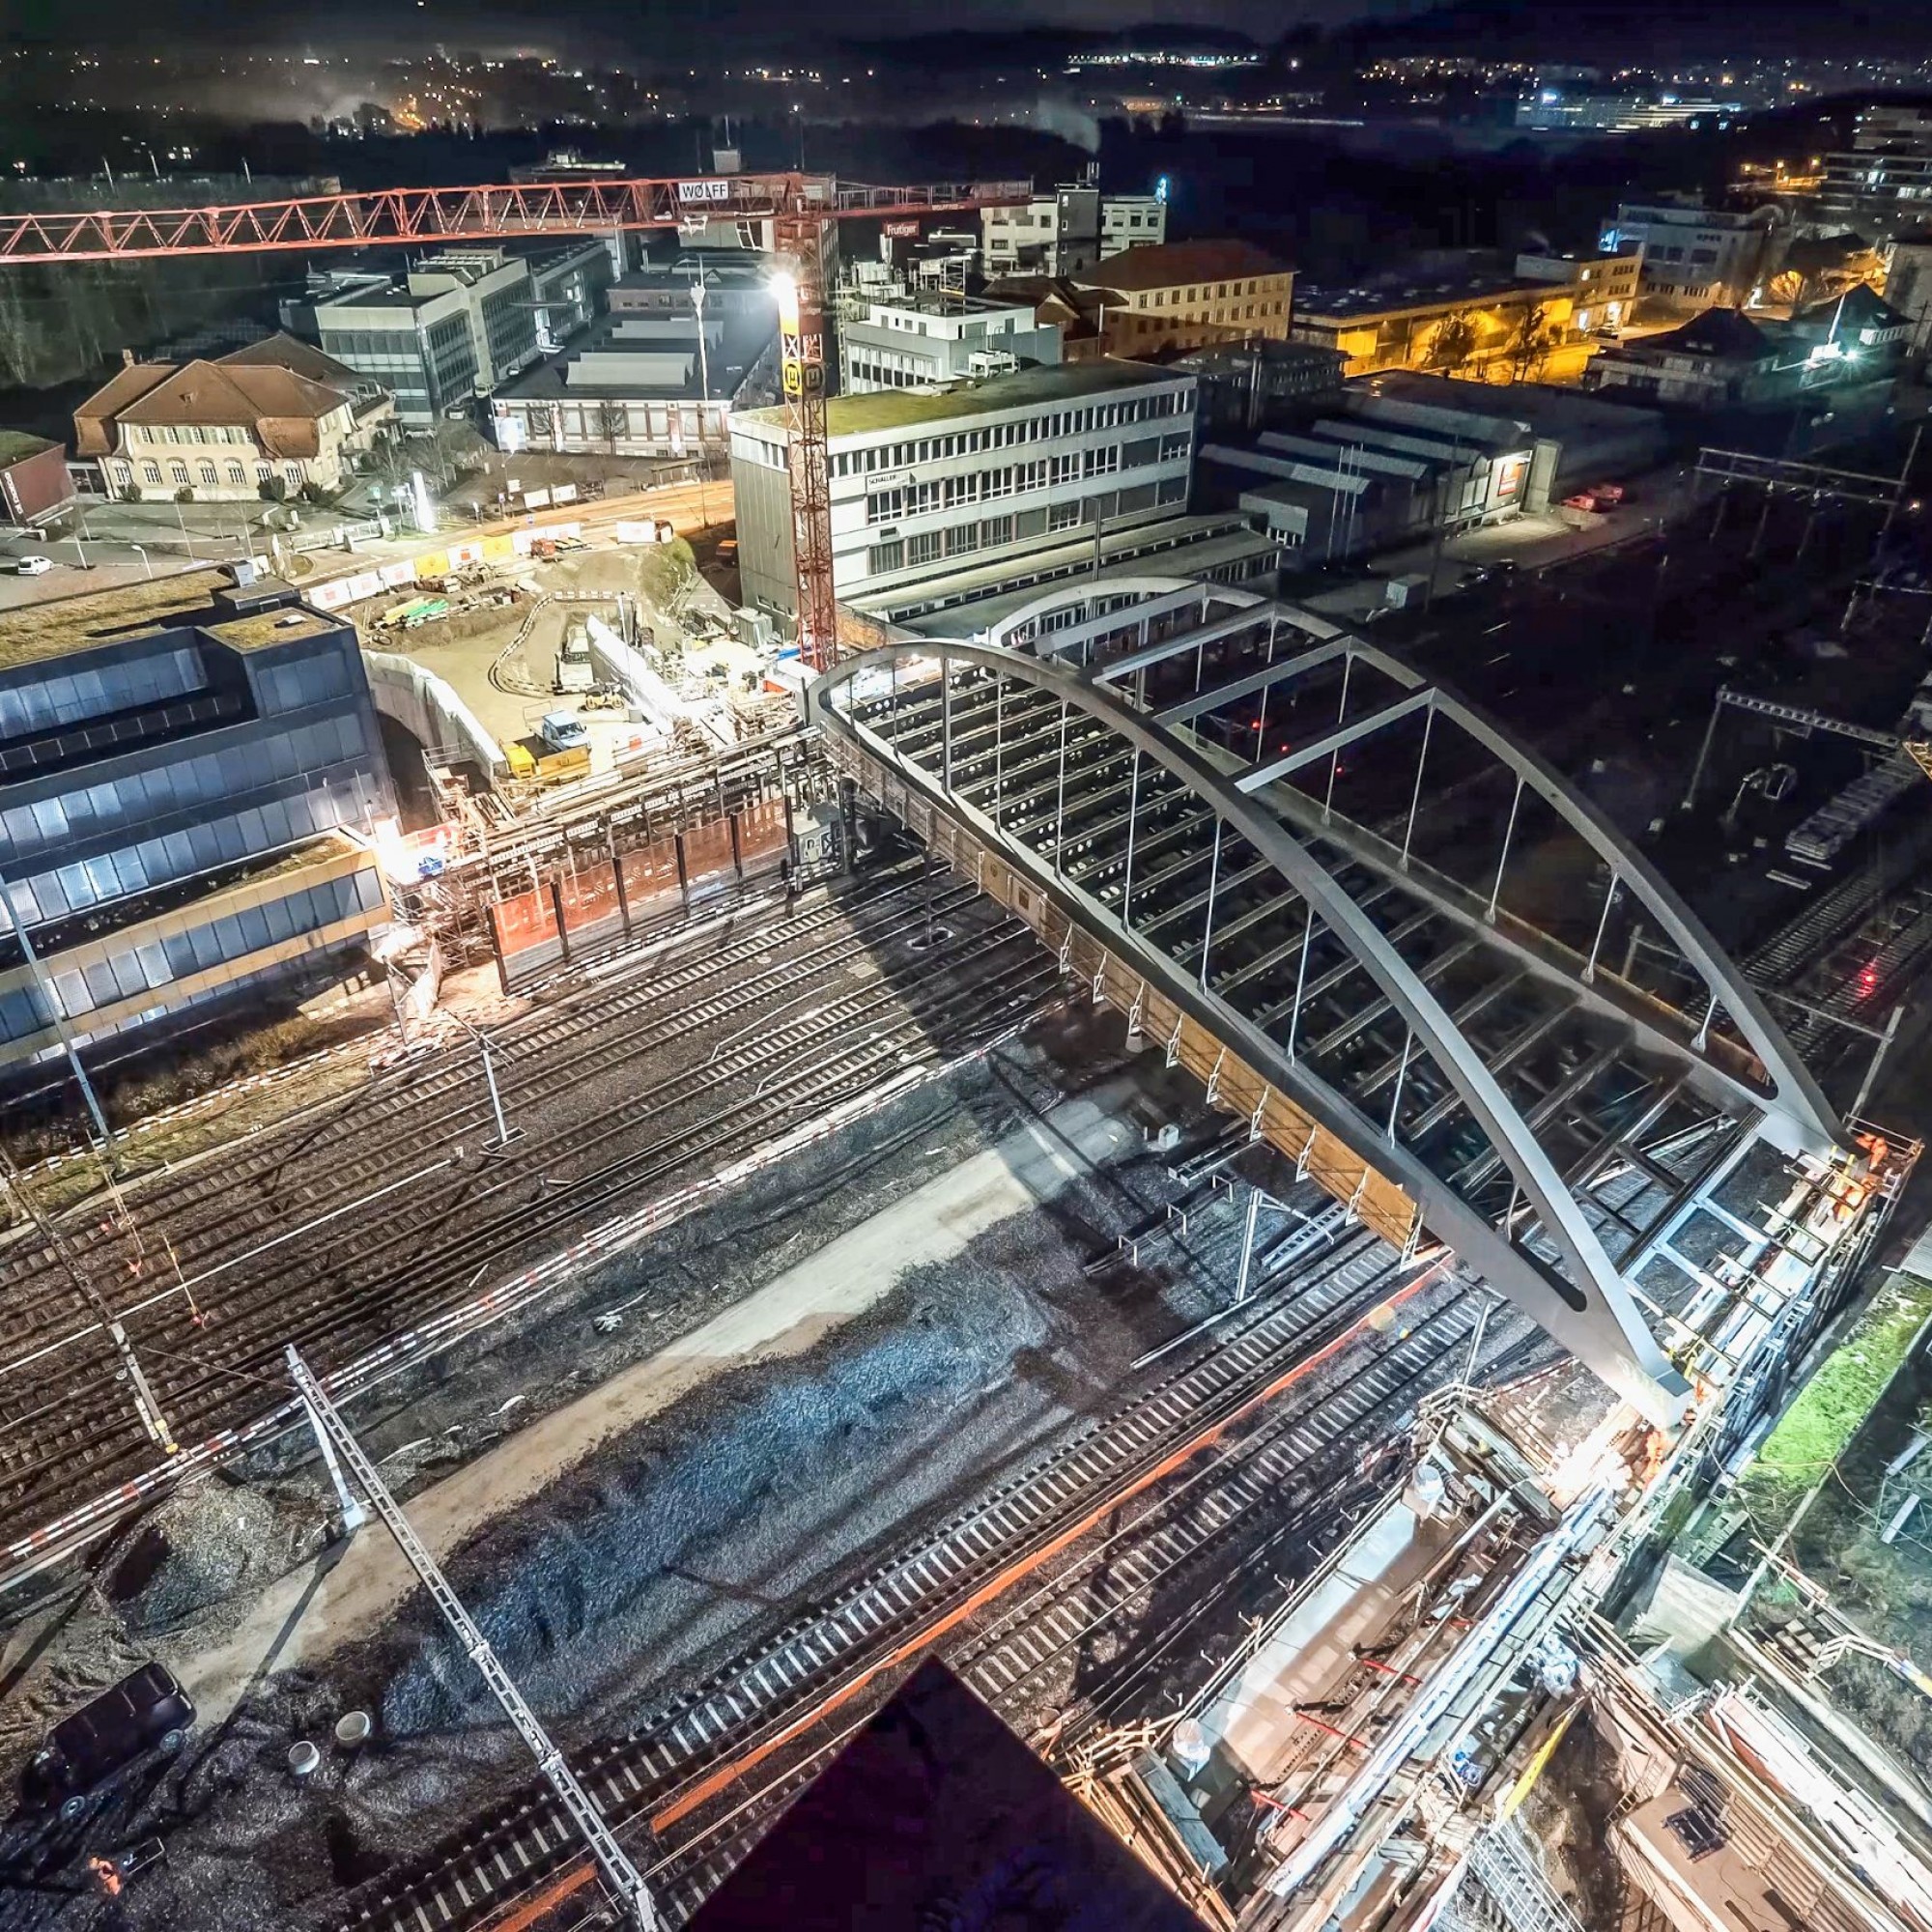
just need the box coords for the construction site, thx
[3,170,1932,1932]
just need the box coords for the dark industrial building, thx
[0,572,394,1080]
[0,431,76,528]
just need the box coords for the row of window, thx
[864,434,1185,526]
[2,712,369,860]
[253,648,355,718]
[827,389,1188,479]
[127,424,254,446]
[9,777,369,928]
[1132,278,1283,309]
[129,459,301,490]
[863,475,1185,580]
[1119,305,1284,332]
[0,869,383,1042]
[0,646,202,745]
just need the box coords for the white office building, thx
[1600,197,1784,310]
[1101,194,1169,256]
[981,185,1172,277]
[839,298,1064,395]
[730,360,1197,619]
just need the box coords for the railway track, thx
[0,878,1055,1545]
[648,1295,1501,1928]
[338,1210,1455,1932]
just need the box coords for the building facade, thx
[980,184,1102,278]
[311,249,541,426]
[518,238,619,352]
[729,360,1197,618]
[0,574,393,1078]
[1074,239,1294,357]
[490,256,777,462]
[839,298,1063,394]
[1600,197,1784,308]
[1100,194,1169,256]
[75,340,390,503]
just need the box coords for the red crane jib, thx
[0,174,1032,261]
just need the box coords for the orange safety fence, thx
[489,884,557,958]
[683,817,735,894]
[619,835,683,918]
[554,863,622,935]
[737,797,789,871]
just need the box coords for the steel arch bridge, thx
[812,579,1847,1422]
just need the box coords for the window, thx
[141,462,162,484]
[284,465,302,489]
[1048,499,1083,531]
[867,539,904,574]
[226,462,246,484]
[907,530,944,565]
[257,465,272,483]
[169,462,189,484]
[198,462,217,485]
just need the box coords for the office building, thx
[981,185,1178,278]
[1600,197,1785,308]
[517,238,619,352]
[839,297,1063,394]
[1172,340,1348,436]
[1073,239,1293,357]
[1819,103,1932,241]
[1289,251,1625,380]
[729,359,1197,620]
[1100,193,1168,255]
[311,248,541,426]
[74,337,395,503]
[0,573,393,1079]
[490,255,777,461]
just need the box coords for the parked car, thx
[19,1663,194,1821]
[10,554,52,576]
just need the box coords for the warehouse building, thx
[728,359,1198,622]
[0,573,394,1081]
[1198,373,1665,561]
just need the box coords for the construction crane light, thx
[771,270,800,327]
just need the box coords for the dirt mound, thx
[98,1475,327,1637]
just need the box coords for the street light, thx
[128,542,153,581]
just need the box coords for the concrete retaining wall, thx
[362,649,505,777]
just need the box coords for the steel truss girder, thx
[1122,590,1839,1161]
[814,644,1694,1421]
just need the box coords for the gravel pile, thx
[99,1476,329,1638]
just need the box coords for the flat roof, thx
[0,573,330,672]
[204,605,340,650]
[1294,273,1551,323]
[739,357,1186,440]
[0,431,57,468]
[0,570,232,672]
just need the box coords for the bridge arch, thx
[815,581,1843,1421]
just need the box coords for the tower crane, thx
[0,170,1034,674]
